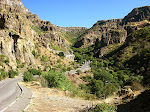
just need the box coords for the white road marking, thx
[0,82,23,112]
[0,82,9,89]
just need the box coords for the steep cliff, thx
[122,6,150,24]
[74,6,150,57]
[0,0,86,69]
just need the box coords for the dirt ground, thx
[21,81,144,112]
[22,82,103,112]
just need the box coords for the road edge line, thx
[24,92,34,111]
[0,82,23,112]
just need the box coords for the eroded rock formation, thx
[0,0,86,68]
[74,6,150,57]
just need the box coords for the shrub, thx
[4,58,9,65]
[71,87,94,100]
[76,70,82,75]
[61,67,67,72]
[88,79,104,98]
[16,60,21,65]
[58,52,64,58]
[0,69,8,80]
[85,103,117,112]
[67,67,72,71]
[28,68,42,76]
[80,75,92,82]
[8,70,18,78]
[44,66,51,71]
[17,64,24,68]
[57,64,62,69]
[57,59,61,63]
[41,55,48,62]
[94,69,114,83]
[23,71,34,82]
[32,50,37,57]
[0,55,5,62]
[52,68,56,71]
[43,70,73,90]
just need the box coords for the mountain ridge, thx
[74,6,150,57]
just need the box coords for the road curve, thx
[0,78,32,112]
[65,61,91,75]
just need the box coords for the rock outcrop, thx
[74,19,127,48]
[74,6,150,57]
[74,19,127,57]
[0,1,67,68]
[0,0,30,14]
[0,0,87,68]
[122,6,150,24]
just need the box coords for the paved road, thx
[65,61,91,75]
[0,78,32,112]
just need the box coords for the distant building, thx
[64,51,75,61]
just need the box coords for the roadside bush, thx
[28,68,42,76]
[8,70,18,78]
[43,70,73,90]
[23,71,34,82]
[0,69,8,80]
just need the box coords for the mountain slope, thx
[0,0,86,70]
[74,6,150,57]
[104,25,150,85]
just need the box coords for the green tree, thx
[88,79,104,98]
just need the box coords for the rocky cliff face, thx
[0,0,86,68]
[122,6,150,24]
[0,10,36,66]
[74,6,150,57]
[0,0,30,14]
[74,19,127,57]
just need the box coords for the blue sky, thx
[22,0,150,28]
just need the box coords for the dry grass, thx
[22,81,101,112]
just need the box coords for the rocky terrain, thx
[0,0,87,70]
[0,1,150,112]
[74,6,150,57]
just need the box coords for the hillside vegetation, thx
[0,1,150,111]
[72,25,150,99]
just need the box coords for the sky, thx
[21,0,150,28]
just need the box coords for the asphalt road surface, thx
[0,78,32,112]
[65,61,91,75]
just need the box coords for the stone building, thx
[64,51,75,61]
